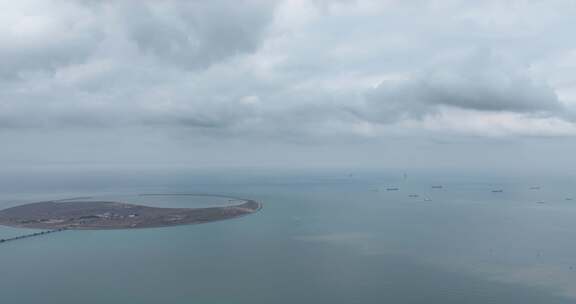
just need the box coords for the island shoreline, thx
[0,194,262,231]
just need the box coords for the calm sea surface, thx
[1,168,576,303]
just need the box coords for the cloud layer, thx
[359,49,565,123]
[2,0,576,139]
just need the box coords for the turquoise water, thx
[1,169,576,303]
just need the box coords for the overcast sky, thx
[2,0,576,172]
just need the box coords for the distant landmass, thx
[0,196,262,230]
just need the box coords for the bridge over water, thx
[0,228,68,245]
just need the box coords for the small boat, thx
[529,186,541,190]
[536,201,546,204]
[492,189,504,193]
[408,194,419,198]
[424,198,432,202]
[431,185,443,189]
[386,187,399,191]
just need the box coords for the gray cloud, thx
[116,0,277,69]
[359,49,565,124]
[0,2,101,79]
[0,0,576,141]
[0,0,279,131]
[0,0,277,79]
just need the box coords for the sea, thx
[1,167,576,303]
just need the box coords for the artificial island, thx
[0,195,262,230]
